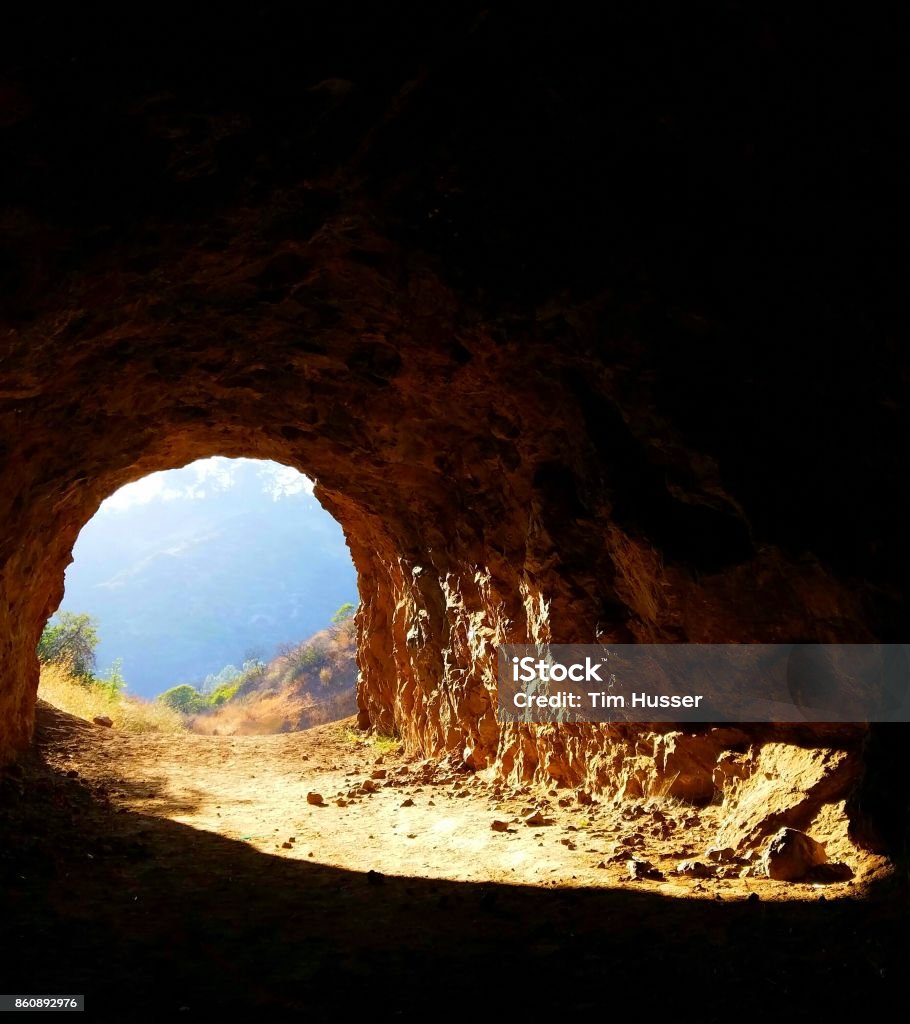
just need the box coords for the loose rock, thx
[627,858,664,881]
[675,859,714,879]
[760,828,828,881]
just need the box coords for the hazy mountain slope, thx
[187,618,359,736]
[57,459,358,698]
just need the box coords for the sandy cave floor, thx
[1,702,908,1019]
[35,709,880,899]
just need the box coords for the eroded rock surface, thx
[1,9,907,853]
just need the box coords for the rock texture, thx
[0,9,907,852]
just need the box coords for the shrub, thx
[287,642,330,679]
[208,681,241,707]
[97,658,127,698]
[158,683,209,715]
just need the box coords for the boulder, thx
[760,828,828,881]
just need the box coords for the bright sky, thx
[100,458,315,513]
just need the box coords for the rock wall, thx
[1,7,907,851]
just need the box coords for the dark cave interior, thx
[1,4,908,1016]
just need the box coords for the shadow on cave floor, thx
[1,707,908,1020]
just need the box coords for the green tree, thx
[201,664,242,695]
[200,658,266,701]
[37,612,100,679]
[236,657,267,695]
[158,684,208,714]
[331,602,356,625]
[97,657,127,697]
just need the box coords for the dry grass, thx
[38,662,185,735]
[189,686,357,736]
[340,724,400,753]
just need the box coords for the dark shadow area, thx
[0,710,906,1021]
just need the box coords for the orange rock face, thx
[1,9,907,855]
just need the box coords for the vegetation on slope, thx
[177,603,359,735]
[37,661,185,734]
[37,603,359,737]
[59,458,357,698]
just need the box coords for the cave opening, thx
[38,456,360,736]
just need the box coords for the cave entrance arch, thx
[1,353,510,773]
[43,456,359,733]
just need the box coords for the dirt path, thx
[38,705,871,899]
[1,703,906,1020]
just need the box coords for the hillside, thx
[175,613,359,736]
[57,458,358,698]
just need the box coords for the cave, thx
[1,4,908,1014]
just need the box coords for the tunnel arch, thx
[2,317,525,769]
